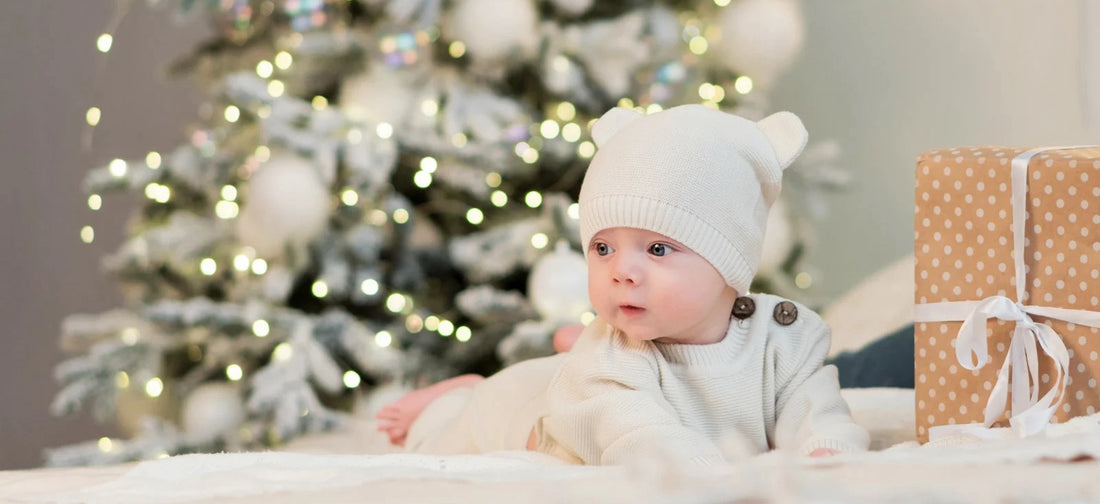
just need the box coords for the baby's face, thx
[586,227,737,345]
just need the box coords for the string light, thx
[221,185,238,201]
[525,191,543,208]
[578,141,596,158]
[393,208,410,224]
[274,51,293,70]
[311,95,328,110]
[714,0,731,5]
[97,437,113,453]
[645,104,663,115]
[254,145,271,162]
[272,342,293,361]
[420,157,438,173]
[252,319,270,337]
[256,60,274,78]
[233,254,251,271]
[80,225,95,244]
[455,326,472,342]
[466,208,484,225]
[561,123,582,142]
[556,102,576,121]
[448,41,466,58]
[121,327,138,345]
[451,133,467,147]
[438,320,455,337]
[224,105,241,123]
[251,259,268,275]
[424,315,440,331]
[568,203,580,219]
[88,194,102,211]
[145,377,164,398]
[617,97,635,109]
[580,311,596,325]
[108,158,127,177]
[540,120,560,139]
[386,293,407,313]
[521,148,539,164]
[368,209,388,226]
[795,272,814,289]
[145,151,161,169]
[374,331,392,347]
[312,280,329,298]
[490,190,508,207]
[376,123,393,139]
[215,200,239,218]
[200,258,217,276]
[341,188,359,206]
[226,364,243,381]
[85,107,101,126]
[734,76,754,94]
[267,80,285,97]
[485,172,502,188]
[531,233,549,249]
[96,34,113,53]
[343,370,362,388]
[115,371,129,389]
[413,171,432,188]
[405,314,423,333]
[360,278,380,296]
[420,99,439,116]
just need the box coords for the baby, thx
[376,105,870,465]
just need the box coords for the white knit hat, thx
[578,104,808,294]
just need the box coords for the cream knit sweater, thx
[535,293,870,466]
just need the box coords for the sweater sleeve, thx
[771,307,870,455]
[535,323,726,466]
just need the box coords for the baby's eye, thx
[649,243,671,257]
[594,242,612,256]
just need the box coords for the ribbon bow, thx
[914,146,1100,440]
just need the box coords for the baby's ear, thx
[756,111,808,170]
[591,107,643,147]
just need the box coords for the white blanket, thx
[4,391,1100,504]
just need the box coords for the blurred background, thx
[1,0,1096,469]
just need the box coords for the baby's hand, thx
[808,448,838,457]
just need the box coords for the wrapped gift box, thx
[913,146,1100,443]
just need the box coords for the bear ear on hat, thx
[591,107,644,147]
[756,111,808,170]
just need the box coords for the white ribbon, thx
[913,146,1100,440]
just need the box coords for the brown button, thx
[732,296,755,319]
[773,301,798,326]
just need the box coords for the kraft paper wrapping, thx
[913,146,1100,443]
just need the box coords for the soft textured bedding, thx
[5,257,1098,503]
[3,405,1099,504]
[3,390,1100,504]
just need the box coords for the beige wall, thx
[771,0,1097,298]
[0,2,205,469]
[1,0,1094,469]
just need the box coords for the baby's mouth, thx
[619,304,645,316]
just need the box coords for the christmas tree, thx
[50,0,846,466]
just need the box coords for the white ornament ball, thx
[338,67,416,127]
[528,242,591,324]
[237,153,331,259]
[180,383,246,442]
[445,0,539,64]
[758,198,794,276]
[713,0,805,88]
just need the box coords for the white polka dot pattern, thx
[914,147,1100,443]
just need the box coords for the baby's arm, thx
[536,323,725,466]
[772,308,870,455]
